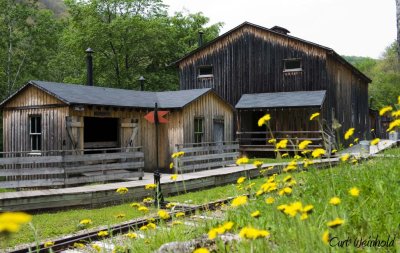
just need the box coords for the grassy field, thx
[2,148,400,252]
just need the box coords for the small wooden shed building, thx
[0,81,234,170]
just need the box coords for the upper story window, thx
[283,58,302,72]
[198,65,213,78]
[29,115,42,151]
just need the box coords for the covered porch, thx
[235,90,330,155]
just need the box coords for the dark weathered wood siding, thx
[178,24,370,140]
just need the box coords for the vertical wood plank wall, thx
[178,24,370,141]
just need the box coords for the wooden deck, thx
[0,140,397,212]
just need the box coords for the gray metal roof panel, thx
[26,81,211,109]
[235,90,327,109]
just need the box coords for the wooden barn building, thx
[175,22,371,152]
[0,81,234,170]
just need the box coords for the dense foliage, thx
[0,0,222,100]
[344,42,400,109]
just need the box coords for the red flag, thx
[144,111,169,124]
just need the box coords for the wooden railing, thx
[0,147,144,189]
[237,131,325,152]
[173,141,239,173]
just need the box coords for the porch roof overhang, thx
[235,90,326,110]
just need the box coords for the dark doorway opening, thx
[84,117,119,150]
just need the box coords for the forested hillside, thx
[344,42,400,109]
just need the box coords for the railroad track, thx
[9,197,237,253]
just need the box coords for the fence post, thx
[173,145,179,174]
[62,150,67,188]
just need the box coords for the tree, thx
[52,0,222,91]
[396,0,400,60]
[0,0,62,99]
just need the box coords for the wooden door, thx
[120,118,139,150]
[213,119,224,143]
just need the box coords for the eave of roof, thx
[172,21,371,83]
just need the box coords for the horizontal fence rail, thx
[0,147,144,189]
[174,141,239,173]
[237,131,325,152]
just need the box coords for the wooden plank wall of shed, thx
[2,85,68,153]
[178,25,328,107]
[181,92,234,144]
[326,56,370,143]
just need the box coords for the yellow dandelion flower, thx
[208,228,218,240]
[310,112,320,121]
[276,139,288,149]
[277,204,288,212]
[158,210,170,220]
[165,202,177,208]
[300,213,308,220]
[97,230,108,237]
[387,119,400,132]
[44,241,54,248]
[222,221,234,231]
[392,110,400,118]
[258,114,271,127]
[340,153,350,162]
[281,153,289,158]
[301,150,311,155]
[140,225,148,231]
[92,244,101,252]
[251,210,261,218]
[331,149,337,154]
[231,195,248,207]
[283,165,297,172]
[349,187,360,197]
[329,197,341,205]
[147,217,155,223]
[175,212,185,218]
[379,106,393,116]
[253,160,263,168]
[147,222,156,229]
[170,174,178,181]
[138,206,149,213]
[322,230,330,245]
[116,187,128,194]
[79,219,92,225]
[237,176,246,184]
[327,218,345,228]
[145,184,157,190]
[143,197,154,203]
[239,227,270,240]
[398,95,400,104]
[298,140,312,151]
[278,187,292,196]
[312,148,325,158]
[236,157,249,165]
[344,128,355,140]
[169,162,174,169]
[126,232,138,239]
[0,212,32,233]
[255,189,264,196]
[265,197,275,204]
[171,151,185,158]
[73,242,85,248]
[294,155,302,159]
[268,138,276,143]
[302,205,314,214]
[349,143,353,147]
[193,248,210,253]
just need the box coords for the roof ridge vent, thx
[271,26,290,35]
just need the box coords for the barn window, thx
[194,117,204,143]
[198,65,213,78]
[29,115,42,151]
[283,58,302,72]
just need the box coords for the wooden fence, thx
[173,141,239,173]
[237,130,327,153]
[0,147,144,189]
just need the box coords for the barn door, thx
[66,116,83,151]
[120,118,139,151]
[213,119,224,143]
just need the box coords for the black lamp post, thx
[139,76,145,91]
[154,103,165,208]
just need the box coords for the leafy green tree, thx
[0,0,62,99]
